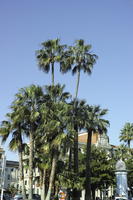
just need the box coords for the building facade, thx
[0,146,19,192]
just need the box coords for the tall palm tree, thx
[119,122,133,148]
[68,99,87,200]
[85,105,109,200]
[36,39,66,85]
[61,39,98,199]
[14,85,44,200]
[0,112,27,199]
[61,39,98,99]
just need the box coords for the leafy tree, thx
[56,144,115,200]
[90,145,115,200]
[114,144,129,160]
[126,154,133,197]
[119,122,133,148]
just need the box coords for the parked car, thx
[13,193,41,200]
[13,194,23,200]
[32,194,41,200]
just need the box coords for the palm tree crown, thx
[119,122,133,148]
[36,39,66,85]
[61,39,98,99]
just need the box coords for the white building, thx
[23,167,41,195]
[0,146,19,191]
[5,160,19,189]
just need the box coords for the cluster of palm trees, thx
[0,39,109,200]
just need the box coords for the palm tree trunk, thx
[51,62,54,85]
[45,151,58,200]
[72,67,81,200]
[40,170,43,199]
[128,140,130,148]
[74,125,79,174]
[18,149,26,199]
[28,131,34,200]
[85,129,92,200]
[41,169,46,200]
[75,68,80,99]
[72,65,80,200]
[67,148,72,200]
[68,147,72,170]
[92,188,95,200]
[72,125,80,200]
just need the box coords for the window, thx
[25,180,27,185]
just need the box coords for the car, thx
[32,194,41,200]
[13,193,41,200]
[13,194,23,200]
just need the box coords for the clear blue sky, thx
[0,0,133,160]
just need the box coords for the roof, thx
[6,160,19,168]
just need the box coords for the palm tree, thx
[119,122,133,148]
[36,39,66,85]
[60,39,98,199]
[14,85,44,200]
[61,39,98,99]
[85,105,109,200]
[39,84,71,200]
[68,99,87,200]
[0,112,27,199]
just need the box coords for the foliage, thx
[0,38,115,200]
[119,122,133,148]
[90,145,115,190]
[36,39,66,85]
[7,185,18,196]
